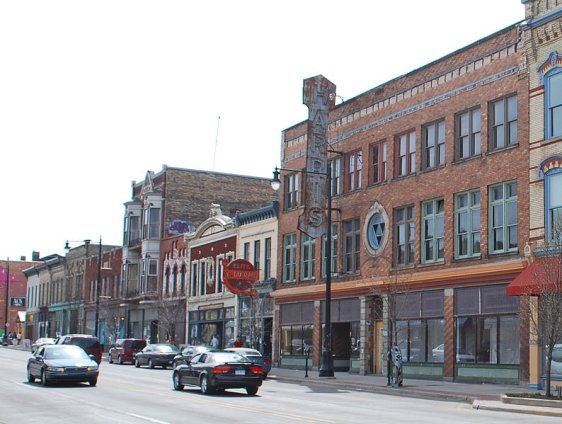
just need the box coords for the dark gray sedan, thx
[172,351,263,395]
[134,343,179,369]
[27,344,99,386]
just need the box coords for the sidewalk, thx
[267,367,562,417]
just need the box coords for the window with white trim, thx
[489,181,518,254]
[455,189,481,259]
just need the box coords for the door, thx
[375,321,384,374]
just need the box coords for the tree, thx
[525,220,562,397]
[157,297,187,345]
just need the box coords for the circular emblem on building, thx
[363,202,389,257]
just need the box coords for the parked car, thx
[27,344,99,387]
[108,338,147,365]
[31,337,56,353]
[172,345,214,368]
[172,351,263,395]
[135,343,180,369]
[224,347,271,378]
[56,334,103,364]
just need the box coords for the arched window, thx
[545,167,562,240]
[172,265,178,296]
[545,66,562,139]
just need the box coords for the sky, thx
[0,0,525,261]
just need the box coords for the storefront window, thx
[280,325,313,356]
[395,319,444,362]
[552,342,562,376]
[350,322,360,358]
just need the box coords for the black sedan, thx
[27,344,99,387]
[172,351,263,395]
[135,343,179,369]
[172,345,214,368]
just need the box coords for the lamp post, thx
[3,258,10,342]
[272,162,335,377]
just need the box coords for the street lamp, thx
[65,237,103,338]
[272,162,335,377]
[3,258,10,343]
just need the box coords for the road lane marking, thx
[127,413,171,424]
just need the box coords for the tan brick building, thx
[273,23,530,383]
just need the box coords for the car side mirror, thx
[89,354,95,360]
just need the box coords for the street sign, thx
[221,259,258,296]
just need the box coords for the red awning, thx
[507,256,562,296]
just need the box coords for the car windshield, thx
[210,352,248,363]
[44,347,89,360]
[73,338,100,349]
[154,345,178,353]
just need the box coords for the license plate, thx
[235,369,245,375]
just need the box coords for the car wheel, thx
[148,359,154,369]
[173,372,184,391]
[41,370,49,387]
[200,375,213,394]
[108,354,113,364]
[246,386,258,396]
[27,367,35,383]
[135,359,140,368]
[117,355,123,365]
[89,378,97,387]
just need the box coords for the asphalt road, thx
[0,348,559,424]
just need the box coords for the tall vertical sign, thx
[299,75,336,238]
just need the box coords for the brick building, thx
[273,23,530,383]
[507,0,562,390]
[122,165,276,344]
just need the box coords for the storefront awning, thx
[507,256,562,296]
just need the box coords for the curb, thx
[473,400,562,417]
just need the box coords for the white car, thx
[431,344,475,363]
[31,337,56,354]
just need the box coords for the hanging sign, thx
[221,259,258,297]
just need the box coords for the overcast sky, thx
[0,0,524,261]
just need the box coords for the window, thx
[546,69,562,139]
[284,173,299,210]
[148,208,160,240]
[243,242,250,260]
[370,140,387,184]
[546,168,562,240]
[146,259,158,292]
[423,120,445,169]
[490,95,517,150]
[394,206,414,266]
[283,233,297,283]
[322,224,338,278]
[301,234,315,280]
[253,240,260,271]
[329,157,342,196]
[489,181,518,254]
[128,215,140,245]
[345,150,362,192]
[343,218,360,273]
[264,238,272,279]
[422,199,444,263]
[456,107,481,160]
[191,263,197,296]
[280,324,313,356]
[395,131,416,177]
[455,189,481,258]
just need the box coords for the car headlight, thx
[88,365,98,371]
[46,367,65,372]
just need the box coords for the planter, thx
[502,394,562,409]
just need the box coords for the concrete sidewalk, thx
[267,367,562,417]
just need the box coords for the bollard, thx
[304,347,310,378]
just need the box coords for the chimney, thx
[32,251,40,261]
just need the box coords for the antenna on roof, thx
[212,116,221,171]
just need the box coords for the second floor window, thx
[264,238,272,279]
[128,215,140,244]
[243,242,250,260]
[370,141,387,184]
[345,150,362,192]
[148,208,160,240]
[545,168,562,241]
[456,107,481,160]
[422,199,444,263]
[301,234,315,280]
[455,189,481,259]
[322,224,338,278]
[395,206,414,266]
[396,131,416,177]
[490,95,517,150]
[330,157,342,196]
[343,218,360,274]
[284,173,300,210]
[283,233,297,283]
[254,240,261,271]
[423,120,445,169]
[546,68,562,139]
[489,181,518,254]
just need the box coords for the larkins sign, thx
[221,259,258,296]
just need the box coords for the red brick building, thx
[273,24,530,383]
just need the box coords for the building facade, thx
[515,0,562,389]
[273,23,530,383]
[122,166,276,344]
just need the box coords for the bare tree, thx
[157,297,187,346]
[525,219,562,397]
